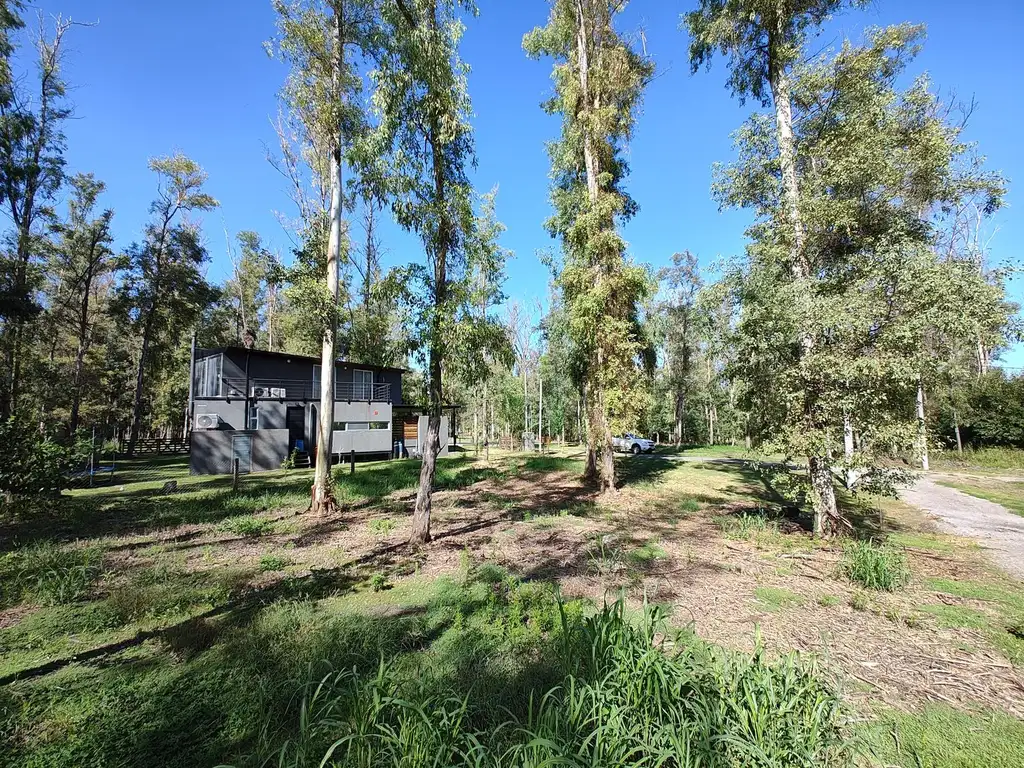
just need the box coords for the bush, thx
[842,540,910,591]
[0,416,83,499]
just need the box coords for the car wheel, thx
[631,443,641,456]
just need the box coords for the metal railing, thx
[214,378,391,402]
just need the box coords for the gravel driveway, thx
[902,475,1024,580]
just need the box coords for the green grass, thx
[841,540,910,591]
[861,706,1024,767]
[938,480,1024,517]
[930,446,1024,471]
[0,543,103,608]
[754,586,806,610]
[0,566,850,768]
[922,577,1024,664]
[259,555,289,572]
[218,515,276,536]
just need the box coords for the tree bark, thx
[312,0,345,516]
[68,257,97,436]
[809,454,839,537]
[916,377,929,471]
[953,408,963,456]
[410,6,450,543]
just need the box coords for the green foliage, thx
[257,598,847,768]
[0,417,82,497]
[0,542,102,608]
[219,515,276,537]
[524,0,655,475]
[842,541,910,591]
[369,573,390,593]
[259,555,289,572]
[367,517,395,537]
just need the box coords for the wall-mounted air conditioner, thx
[252,386,287,399]
[195,413,221,429]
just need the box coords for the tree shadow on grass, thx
[2,568,581,768]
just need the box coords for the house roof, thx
[198,346,406,374]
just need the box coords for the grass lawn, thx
[937,476,1024,517]
[3,448,1024,767]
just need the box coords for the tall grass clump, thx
[842,540,910,591]
[0,542,102,607]
[255,598,848,768]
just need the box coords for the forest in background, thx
[0,0,1020,532]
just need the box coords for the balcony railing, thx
[215,378,391,402]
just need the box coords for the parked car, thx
[613,433,655,455]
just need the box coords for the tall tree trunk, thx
[127,298,159,455]
[312,1,345,516]
[575,0,615,491]
[953,407,963,456]
[410,35,450,543]
[916,377,930,471]
[809,454,839,537]
[69,260,97,435]
[537,370,543,449]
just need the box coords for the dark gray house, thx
[188,345,450,475]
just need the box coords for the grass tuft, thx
[842,540,910,591]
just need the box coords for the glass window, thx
[353,369,372,400]
[332,422,346,431]
[370,422,389,430]
[347,422,370,431]
[312,364,321,398]
[248,407,260,430]
[194,354,223,397]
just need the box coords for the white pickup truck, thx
[612,433,655,455]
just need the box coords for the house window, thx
[248,406,260,430]
[353,369,372,400]
[312,364,321,398]
[194,354,223,397]
[335,421,389,431]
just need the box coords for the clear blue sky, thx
[30,0,1024,365]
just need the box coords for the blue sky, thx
[28,0,1024,365]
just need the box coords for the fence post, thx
[232,458,239,492]
[350,449,355,474]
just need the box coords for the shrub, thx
[0,416,83,499]
[842,540,911,591]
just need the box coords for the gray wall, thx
[190,429,291,475]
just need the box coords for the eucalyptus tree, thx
[524,0,653,492]
[371,0,509,543]
[0,11,75,419]
[657,251,702,445]
[46,173,114,434]
[720,26,1010,535]
[120,154,218,455]
[269,0,380,514]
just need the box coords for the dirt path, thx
[902,475,1024,580]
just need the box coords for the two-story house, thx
[188,345,450,474]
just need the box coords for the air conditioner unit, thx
[195,413,221,430]
[252,386,287,398]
